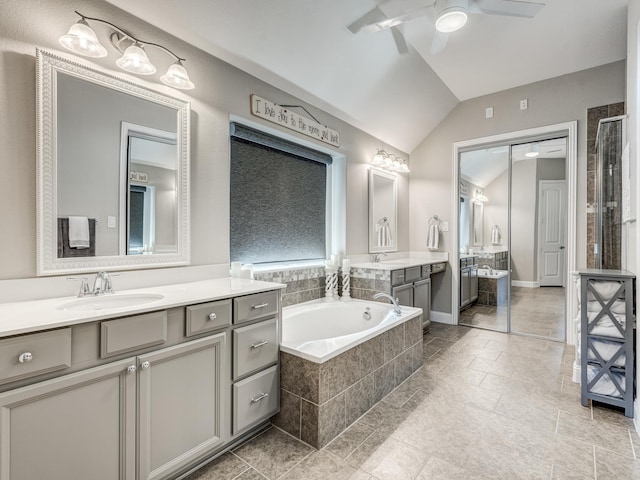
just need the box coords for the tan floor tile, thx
[324,422,375,460]
[355,436,430,480]
[280,450,363,480]
[183,452,250,480]
[595,446,640,479]
[557,411,634,458]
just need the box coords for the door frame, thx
[537,180,567,287]
[451,121,578,345]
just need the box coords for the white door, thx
[538,180,566,286]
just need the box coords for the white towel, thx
[68,216,90,249]
[491,226,500,245]
[376,218,392,247]
[427,224,439,250]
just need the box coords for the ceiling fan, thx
[348,0,545,55]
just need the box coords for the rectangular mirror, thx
[368,168,397,253]
[37,49,190,275]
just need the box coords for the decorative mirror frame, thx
[36,49,190,276]
[472,201,483,246]
[368,168,398,254]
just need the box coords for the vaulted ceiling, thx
[105,0,628,153]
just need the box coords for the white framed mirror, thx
[472,201,483,246]
[368,168,397,253]
[36,49,190,276]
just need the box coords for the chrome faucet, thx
[92,271,114,296]
[481,264,493,275]
[373,292,402,315]
[372,253,388,263]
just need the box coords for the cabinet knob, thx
[208,313,217,321]
[141,361,151,369]
[18,352,33,363]
[250,340,269,349]
[250,392,269,404]
[127,365,137,374]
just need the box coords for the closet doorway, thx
[452,122,578,344]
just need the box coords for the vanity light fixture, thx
[371,149,410,173]
[525,143,540,158]
[474,189,488,203]
[59,11,195,90]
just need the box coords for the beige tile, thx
[183,452,249,480]
[324,422,375,460]
[234,468,268,480]
[355,436,429,480]
[280,450,362,480]
[233,427,314,479]
[557,411,634,458]
[595,446,640,479]
[415,456,473,480]
[551,464,592,480]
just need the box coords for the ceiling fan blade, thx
[430,30,449,55]
[347,7,388,34]
[390,26,410,54]
[350,5,432,34]
[471,0,545,18]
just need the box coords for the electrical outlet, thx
[485,107,494,119]
[520,99,528,110]
[441,221,449,232]
[107,216,116,228]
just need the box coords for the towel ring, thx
[428,215,440,227]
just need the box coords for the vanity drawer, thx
[233,318,278,379]
[391,270,406,286]
[421,265,432,277]
[233,365,279,434]
[0,328,71,385]
[234,291,279,325]
[186,299,231,337]
[431,262,446,274]
[100,311,167,358]
[405,266,421,282]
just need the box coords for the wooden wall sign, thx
[250,94,340,147]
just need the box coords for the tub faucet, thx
[372,292,402,315]
[372,253,388,263]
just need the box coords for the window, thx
[230,123,333,264]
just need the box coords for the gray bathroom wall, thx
[410,61,626,314]
[0,0,410,280]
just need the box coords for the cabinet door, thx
[470,267,479,302]
[392,283,413,307]
[413,279,431,327]
[460,268,470,307]
[138,333,228,480]
[0,358,136,480]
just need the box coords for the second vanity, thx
[0,277,285,480]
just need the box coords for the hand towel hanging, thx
[68,216,90,249]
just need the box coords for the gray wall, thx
[0,0,409,280]
[410,61,626,314]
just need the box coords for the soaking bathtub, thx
[275,298,424,448]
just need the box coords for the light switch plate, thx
[485,107,494,118]
[441,221,449,232]
[520,99,528,110]
[107,216,116,228]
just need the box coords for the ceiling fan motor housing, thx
[435,0,470,32]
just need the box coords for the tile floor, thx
[460,286,566,341]
[185,322,640,480]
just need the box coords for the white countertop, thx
[352,252,449,271]
[0,278,285,339]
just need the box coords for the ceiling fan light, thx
[160,61,195,90]
[525,143,540,157]
[116,44,156,75]
[59,19,108,58]
[436,8,468,33]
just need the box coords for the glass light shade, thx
[525,144,540,157]
[399,162,410,173]
[372,151,386,166]
[116,44,156,75]
[435,8,468,33]
[160,61,195,90]
[59,20,108,58]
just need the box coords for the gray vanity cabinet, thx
[0,357,137,480]
[138,333,228,480]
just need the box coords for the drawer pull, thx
[208,313,217,321]
[127,365,137,374]
[18,352,33,363]
[251,303,269,310]
[250,392,269,404]
[250,340,269,349]
[141,361,151,370]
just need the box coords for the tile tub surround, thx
[477,275,508,307]
[350,268,391,302]
[254,267,326,307]
[273,314,423,448]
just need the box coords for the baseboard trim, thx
[635,399,640,431]
[511,280,540,288]
[572,361,581,384]
[431,311,454,325]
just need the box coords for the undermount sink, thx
[57,293,165,312]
